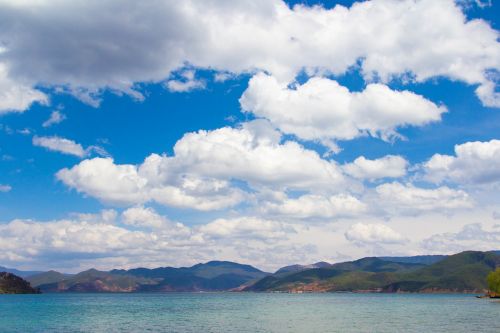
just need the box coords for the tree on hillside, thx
[487,268,500,297]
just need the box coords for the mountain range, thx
[1,251,499,294]
[245,251,500,293]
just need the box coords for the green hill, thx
[113,261,269,292]
[246,251,500,293]
[37,269,157,292]
[26,270,73,287]
[34,261,268,292]
[0,272,40,294]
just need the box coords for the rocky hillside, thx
[0,272,40,294]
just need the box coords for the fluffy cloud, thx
[345,223,405,244]
[375,182,474,214]
[423,139,500,186]
[0,210,300,271]
[0,63,48,114]
[57,157,244,210]
[199,216,293,242]
[240,74,446,145]
[42,110,66,127]
[57,121,349,210]
[343,155,408,180]
[261,194,366,219]
[33,136,86,157]
[122,206,171,229]
[0,0,498,112]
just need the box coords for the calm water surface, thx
[1,293,498,332]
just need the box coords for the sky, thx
[0,0,499,273]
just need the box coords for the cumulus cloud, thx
[0,184,12,192]
[0,0,498,111]
[121,206,191,238]
[0,211,300,271]
[343,155,408,180]
[42,110,66,127]
[240,74,446,146]
[261,194,366,219]
[56,121,349,210]
[423,139,500,186]
[199,216,294,242]
[0,63,48,114]
[345,223,405,244]
[375,182,474,214]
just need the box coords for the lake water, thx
[1,293,498,332]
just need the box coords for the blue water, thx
[1,293,498,332]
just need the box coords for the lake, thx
[1,293,498,332]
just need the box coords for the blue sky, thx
[0,0,499,272]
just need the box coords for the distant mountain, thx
[383,251,500,293]
[0,266,43,278]
[112,261,269,292]
[246,257,425,292]
[275,262,331,275]
[0,272,40,294]
[26,270,74,287]
[36,269,157,292]
[33,261,268,292]
[379,255,446,265]
[245,251,500,293]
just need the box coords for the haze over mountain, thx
[0,251,496,293]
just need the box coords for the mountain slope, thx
[384,251,500,292]
[275,262,332,275]
[113,261,269,292]
[37,269,157,292]
[0,272,40,294]
[26,270,73,287]
[0,266,43,278]
[379,255,446,265]
[246,251,500,293]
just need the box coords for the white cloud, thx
[166,69,205,92]
[421,223,500,253]
[42,110,66,127]
[0,211,300,271]
[56,157,245,210]
[33,135,108,158]
[0,63,48,114]
[0,184,12,192]
[199,216,293,242]
[72,209,118,225]
[240,74,446,146]
[343,155,408,180]
[121,206,191,236]
[56,121,349,210]
[423,139,500,186]
[345,223,405,244]
[33,136,86,157]
[169,120,346,190]
[375,182,474,214]
[0,0,498,109]
[261,194,366,219]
